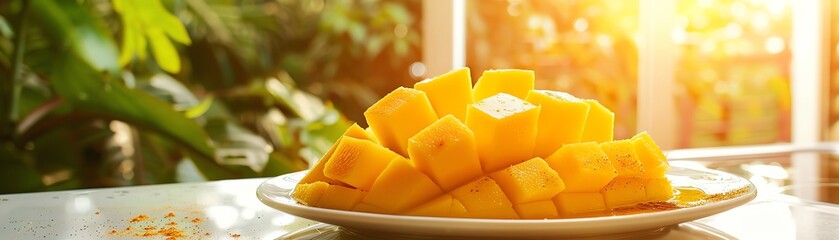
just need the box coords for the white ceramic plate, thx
[256,166,756,238]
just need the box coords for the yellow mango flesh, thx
[546,142,617,192]
[404,194,468,218]
[472,69,535,101]
[317,184,367,211]
[323,136,400,190]
[631,132,670,178]
[291,181,329,206]
[293,68,677,220]
[408,115,483,191]
[364,87,438,156]
[601,177,646,208]
[514,200,559,219]
[489,158,565,204]
[344,123,379,141]
[644,178,674,201]
[525,90,590,158]
[414,68,474,121]
[600,140,644,178]
[298,142,348,187]
[553,192,606,215]
[451,199,468,216]
[404,194,455,217]
[300,124,376,186]
[361,158,443,213]
[580,99,615,143]
[451,177,514,214]
[364,127,379,144]
[352,203,388,214]
[465,93,540,173]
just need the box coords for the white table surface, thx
[0,178,316,240]
[3,149,839,239]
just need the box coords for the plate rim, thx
[256,166,757,237]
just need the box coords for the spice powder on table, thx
[106,211,212,239]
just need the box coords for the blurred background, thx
[0,0,831,194]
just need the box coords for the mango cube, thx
[291,181,329,206]
[364,127,379,144]
[553,192,606,215]
[404,194,468,218]
[404,194,455,217]
[631,132,670,178]
[414,68,474,121]
[600,177,646,208]
[451,199,468,216]
[473,69,535,101]
[600,140,644,178]
[451,177,516,218]
[489,158,565,204]
[361,158,443,213]
[644,178,674,201]
[364,87,438,156]
[514,200,559,219]
[545,142,617,192]
[317,185,367,211]
[408,115,483,191]
[300,124,376,186]
[323,136,401,190]
[344,122,379,141]
[525,90,591,158]
[465,93,540,173]
[580,99,615,143]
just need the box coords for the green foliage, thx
[29,0,120,74]
[0,144,43,193]
[0,0,418,193]
[114,0,191,73]
[50,52,249,180]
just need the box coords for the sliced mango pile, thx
[292,68,673,219]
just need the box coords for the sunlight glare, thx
[672,29,688,44]
[724,23,743,39]
[764,36,785,54]
[730,2,747,19]
[73,196,92,213]
[206,206,239,229]
[751,12,770,32]
[573,18,589,32]
[698,0,715,9]
[700,40,716,54]
[765,0,786,16]
[409,62,427,78]
[675,16,690,30]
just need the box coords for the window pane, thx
[466,0,640,140]
[831,0,839,141]
[465,0,792,147]
[673,0,791,147]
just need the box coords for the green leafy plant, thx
[0,0,419,194]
